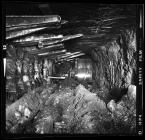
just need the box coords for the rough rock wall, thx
[91,28,136,90]
[6,45,17,102]
[6,44,55,103]
[6,45,31,102]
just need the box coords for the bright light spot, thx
[24,108,31,118]
[23,75,29,82]
[107,100,116,112]
[128,85,136,99]
[15,111,21,120]
[3,58,6,77]
[75,73,91,79]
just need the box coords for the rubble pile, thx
[6,83,136,134]
[37,84,136,134]
[6,84,57,133]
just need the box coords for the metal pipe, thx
[55,52,72,59]
[55,53,72,59]
[13,35,63,43]
[14,42,38,47]
[40,34,83,46]
[58,53,85,62]
[62,34,83,41]
[6,24,60,32]
[41,43,64,50]
[13,36,63,49]
[47,76,65,79]
[61,53,84,59]
[38,41,64,49]
[57,51,82,60]
[66,58,76,62]
[28,43,64,54]
[65,53,85,59]
[38,49,67,56]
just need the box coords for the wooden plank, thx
[6,27,47,40]
[6,15,61,27]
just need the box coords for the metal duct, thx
[75,59,93,81]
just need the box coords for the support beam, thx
[6,15,61,27]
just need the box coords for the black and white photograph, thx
[1,2,144,137]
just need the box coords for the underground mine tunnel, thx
[4,3,137,135]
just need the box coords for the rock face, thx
[6,45,17,98]
[106,85,136,134]
[92,29,136,91]
[32,84,110,134]
[70,85,111,134]
[6,83,136,134]
[6,84,57,133]
[127,85,136,100]
[20,84,135,134]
